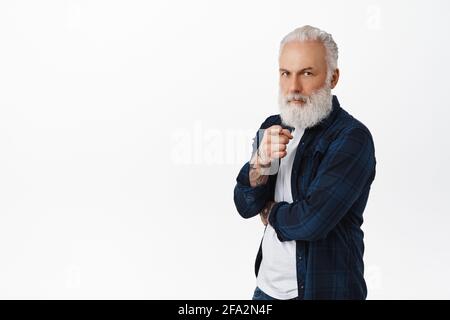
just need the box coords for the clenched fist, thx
[249,125,293,187]
[257,125,293,166]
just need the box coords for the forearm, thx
[268,128,376,241]
[260,201,276,226]
[234,161,271,219]
[249,153,270,187]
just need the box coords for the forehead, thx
[279,40,327,70]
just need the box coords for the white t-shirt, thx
[256,127,304,300]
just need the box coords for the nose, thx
[288,74,303,94]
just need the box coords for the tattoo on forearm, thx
[249,153,270,187]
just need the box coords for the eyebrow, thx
[279,67,314,73]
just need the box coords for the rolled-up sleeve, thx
[233,118,275,219]
[233,161,271,219]
[268,127,376,241]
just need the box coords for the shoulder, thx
[332,107,374,144]
[317,106,376,163]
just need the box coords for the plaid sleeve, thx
[268,127,376,241]
[233,161,270,219]
[233,120,273,219]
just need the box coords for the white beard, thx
[278,85,333,130]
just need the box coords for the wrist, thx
[263,201,275,219]
[256,149,271,167]
[250,152,271,170]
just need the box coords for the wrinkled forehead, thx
[279,40,327,71]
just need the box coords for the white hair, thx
[278,85,333,130]
[279,25,338,80]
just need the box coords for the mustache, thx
[284,93,310,103]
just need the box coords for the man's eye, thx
[281,72,288,76]
[303,71,312,76]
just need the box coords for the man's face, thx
[279,40,329,106]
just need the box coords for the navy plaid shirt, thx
[233,96,376,300]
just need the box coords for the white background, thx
[0,0,449,299]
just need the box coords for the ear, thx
[330,68,340,89]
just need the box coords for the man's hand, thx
[256,125,293,166]
[249,125,293,187]
[260,201,276,226]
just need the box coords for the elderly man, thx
[233,25,376,300]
